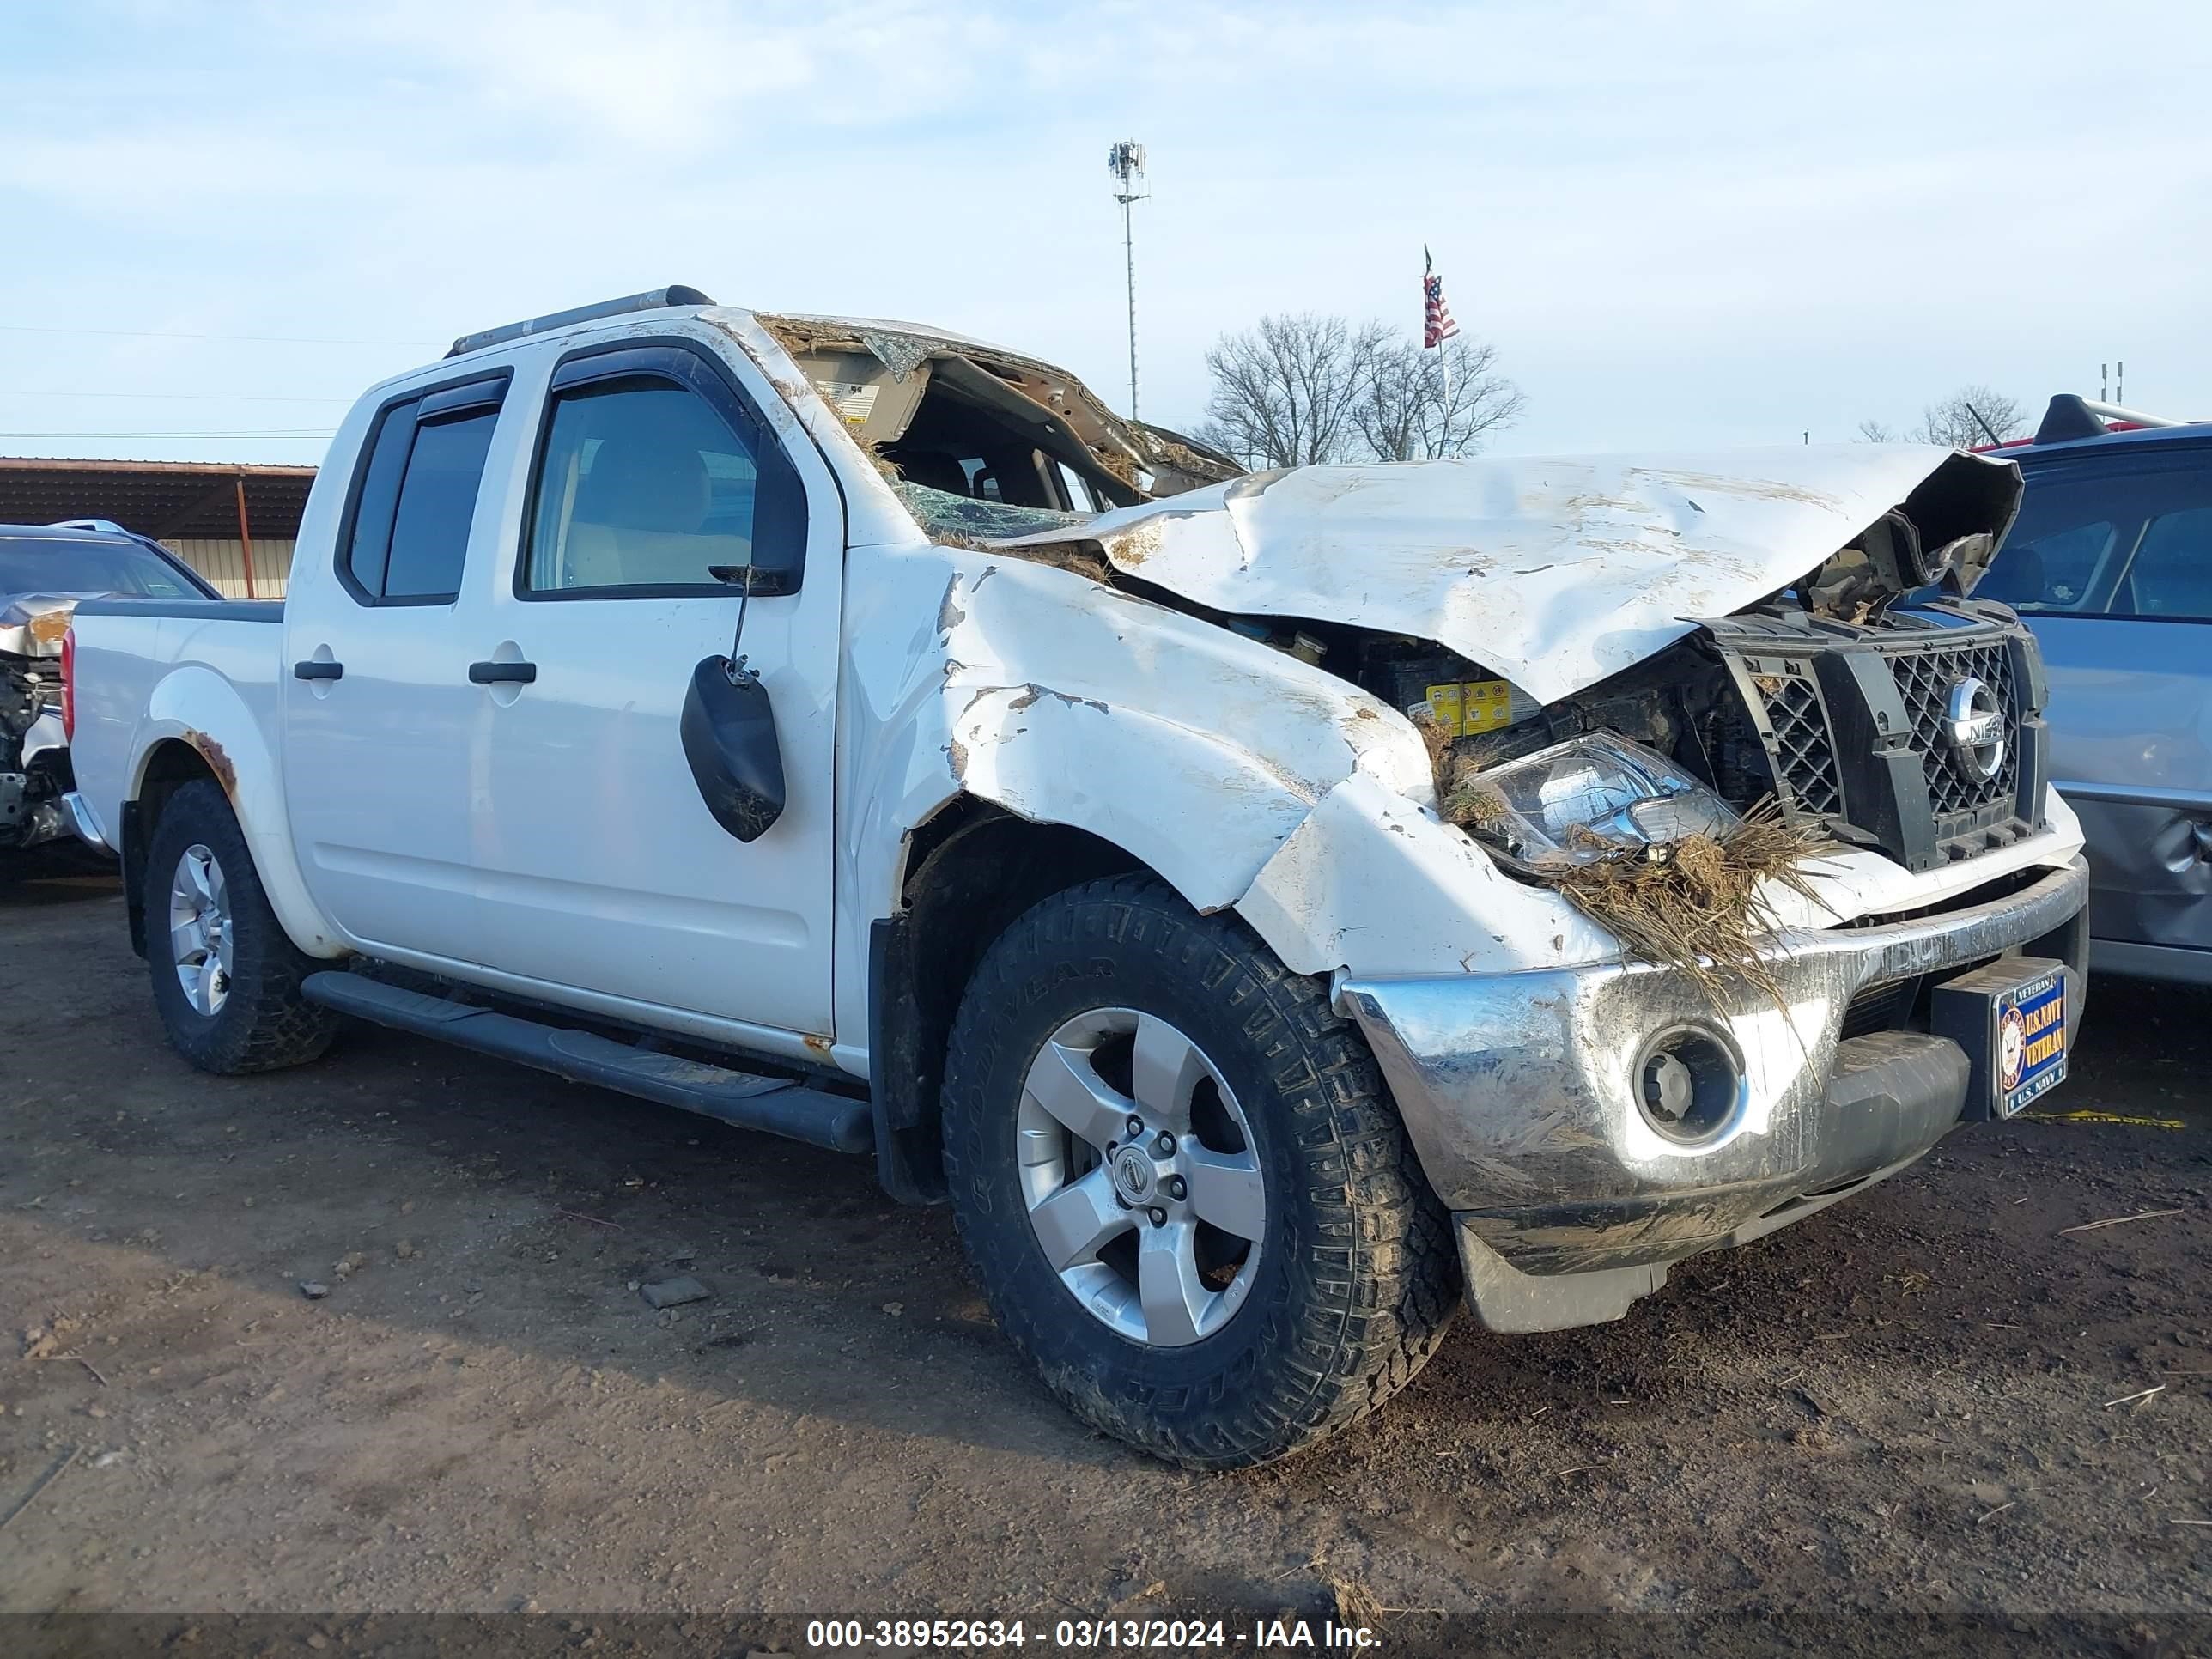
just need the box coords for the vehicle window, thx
[383,409,500,599]
[1985,455,2212,618]
[1056,462,1102,514]
[523,378,759,594]
[1980,518,2115,611]
[1979,488,2118,613]
[0,537,200,599]
[2115,506,2212,621]
[342,400,417,599]
[341,399,499,603]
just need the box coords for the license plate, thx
[1994,968,2068,1116]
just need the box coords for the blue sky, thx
[2,0,2207,467]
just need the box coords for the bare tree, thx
[1353,336,1524,460]
[1194,313,1388,469]
[1195,313,1523,469]
[1913,385,2028,448]
[1856,418,1898,443]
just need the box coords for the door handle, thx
[293,659,343,681]
[468,660,538,684]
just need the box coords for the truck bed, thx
[65,598,285,854]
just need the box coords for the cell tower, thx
[1107,140,1148,421]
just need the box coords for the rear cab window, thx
[339,374,509,605]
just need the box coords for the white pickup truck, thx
[64,287,2090,1468]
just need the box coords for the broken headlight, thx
[1449,734,1739,865]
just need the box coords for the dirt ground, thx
[3,875,2207,1650]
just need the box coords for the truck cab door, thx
[463,336,844,1042]
[280,372,515,963]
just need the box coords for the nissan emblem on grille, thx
[1943,677,2006,782]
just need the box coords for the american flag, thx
[1422,246,1460,349]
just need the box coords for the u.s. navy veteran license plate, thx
[1995,967,2068,1116]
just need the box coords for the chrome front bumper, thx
[1335,857,2090,1333]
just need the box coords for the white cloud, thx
[1,0,2207,462]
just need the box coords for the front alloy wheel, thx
[941,875,1459,1469]
[1018,1008,1267,1346]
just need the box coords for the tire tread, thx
[144,780,338,1075]
[941,873,1458,1468]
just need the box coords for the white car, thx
[64,288,2089,1468]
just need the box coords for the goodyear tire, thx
[941,874,1458,1468]
[144,780,338,1075]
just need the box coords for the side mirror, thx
[681,656,786,842]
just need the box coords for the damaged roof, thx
[754,312,1239,501]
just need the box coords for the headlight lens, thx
[1450,734,1739,865]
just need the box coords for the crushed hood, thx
[987,445,2020,705]
[0,592,100,659]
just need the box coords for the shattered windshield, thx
[895,483,1091,546]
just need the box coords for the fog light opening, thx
[1635,1027,1741,1143]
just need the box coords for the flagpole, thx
[1425,244,1453,453]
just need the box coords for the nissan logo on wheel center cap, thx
[1942,676,2006,781]
[1111,1145,1155,1203]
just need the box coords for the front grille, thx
[1705,604,2045,874]
[1753,672,1842,815]
[1887,638,2020,832]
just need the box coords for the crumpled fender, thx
[833,538,2090,1012]
[1236,768,1613,978]
[134,662,344,957]
[834,544,1431,974]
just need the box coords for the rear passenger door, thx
[282,371,513,964]
[1982,445,2212,968]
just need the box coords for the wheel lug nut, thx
[1153,1132,1175,1156]
[1147,1207,1167,1227]
[1165,1176,1187,1200]
[1126,1115,1145,1139]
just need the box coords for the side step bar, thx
[301,971,872,1155]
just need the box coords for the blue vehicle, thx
[1976,398,2212,984]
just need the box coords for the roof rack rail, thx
[47,517,131,536]
[446,285,717,359]
[2032,393,2191,446]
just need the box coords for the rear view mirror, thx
[680,656,786,842]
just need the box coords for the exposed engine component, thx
[2,650,75,857]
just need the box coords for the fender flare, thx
[131,665,346,957]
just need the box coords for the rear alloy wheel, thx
[167,842,235,1017]
[143,779,339,1075]
[942,874,1459,1469]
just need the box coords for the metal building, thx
[0,457,314,597]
